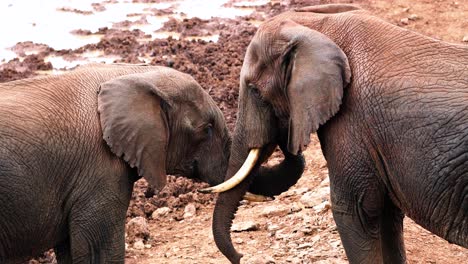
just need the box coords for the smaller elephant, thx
[0,64,230,263]
[204,4,468,264]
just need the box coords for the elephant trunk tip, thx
[232,253,243,264]
[213,219,244,264]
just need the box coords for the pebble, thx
[297,242,314,249]
[126,216,149,242]
[183,203,196,219]
[152,206,171,218]
[261,205,289,217]
[313,201,331,213]
[133,240,145,250]
[235,238,244,244]
[408,14,419,21]
[267,224,281,232]
[231,221,259,232]
[299,189,328,208]
[400,18,409,25]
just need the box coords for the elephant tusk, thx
[243,192,272,202]
[198,148,261,193]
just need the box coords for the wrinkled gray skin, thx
[213,4,468,264]
[0,64,230,263]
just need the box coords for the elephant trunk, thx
[212,136,305,263]
[211,79,286,263]
[249,149,305,196]
[211,116,273,263]
[212,165,257,264]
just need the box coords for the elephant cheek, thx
[243,106,277,149]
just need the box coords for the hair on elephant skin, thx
[0,63,230,263]
[210,4,468,264]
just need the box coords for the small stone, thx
[144,244,152,249]
[183,203,196,219]
[297,242,314,249]
[126,217,149,243]
[311,234,321,243]
[313,201,331,213]
[231,221,259,232]
[400,18,409,25]
[133,240,145,250]
[408,14,419,21]
[300,191,325,208]
[235,238,244,244]
[289,202,302,213]
[463,35,468,42]
[267,224,281,232]
[330,239,342,248]
[152,207,171,218]
[261,205,289,217]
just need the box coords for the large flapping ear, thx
[98,74,172,191]
[294,4,361,13]
[280,20,351,155]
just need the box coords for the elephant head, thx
[202,17,351,263]
[98,68,230,191]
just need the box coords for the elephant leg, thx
[332,195,406,264]
[380,197,406,263]
[55,242,72,264]
[332,209,383,264]
[330,170,386,264]
[68,202,127,263]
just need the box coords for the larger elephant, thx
[203,4,468,264]
[0,64,230,263]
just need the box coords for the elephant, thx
[0,64,230,263]
[201,4,468,264]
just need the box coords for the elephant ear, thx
[280,21,351,155]
[98,75,172,191]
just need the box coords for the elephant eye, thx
[249,84,262,99]
[204,123,213,139]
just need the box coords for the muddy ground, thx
[1,0,466,263]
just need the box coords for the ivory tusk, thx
[198,148,261,193]
[243,192,272,202]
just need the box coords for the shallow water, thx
[0,0,265,68]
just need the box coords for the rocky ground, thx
[1,0,466,263]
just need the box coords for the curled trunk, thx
[212,140,305,263]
